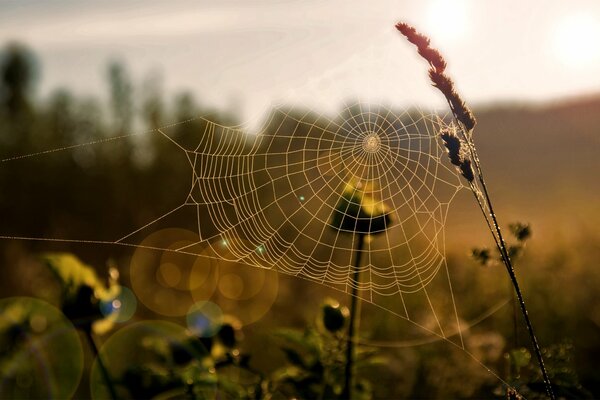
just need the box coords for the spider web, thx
[121,108,452,264]
[0,101,513,389]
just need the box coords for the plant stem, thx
[474,167,555,400]
[342,233,365,400]
[512,287,519,349]
[84,327,118,400]
[185,379,197,400]
[397,20,552,397]
[452,114,554,399]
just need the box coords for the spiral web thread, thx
[112,101,465,330]
[0,102,514,388]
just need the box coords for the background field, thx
[0,38,599,397]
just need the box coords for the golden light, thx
[554,14,600,67]
[425,0,468,43]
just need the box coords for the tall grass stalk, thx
[342,232,365,400]
[395,22,555,399]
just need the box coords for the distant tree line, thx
[0,42,238,254]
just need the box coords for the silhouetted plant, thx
[272,298,384,400]
[471,222,532,267]
[330,180,392,399]
[500,342,593,399]
[42,253,124,399]
[397,22,554,399]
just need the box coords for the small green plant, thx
[42,253,126,399]
[330,179,392,399]
[468,224,592,399]
[0,297,84,399]
[271,298,385,399]
[500,342,593,399]
[113,319,257,399]
[24,252,389,399]
[471,222,532,267]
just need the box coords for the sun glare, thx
[425,0,468,43]
[554,14,600,68]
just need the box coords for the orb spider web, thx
[0,99,516,389]
[106,101,465,337]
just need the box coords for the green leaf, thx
[271,365,310,383]
[40,253,120,333]
[41,253,103,299]
[274,328,321,356]
[356,355,388,369]
[216,375,246,399]
[281,347,307,368]
[510,348,532,371]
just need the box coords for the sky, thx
[1,0,600,122]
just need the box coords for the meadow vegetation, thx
[0,42,598,398]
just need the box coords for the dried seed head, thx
[396,23,446,73]
[418,47,447,72]
[440,129,462,167]
[452,100,477,131]
[440,128,475,182]
[429,70,476,131]
[429,69,453,95]
[398,22,476,132]
[395,23,430,49]
[460,159,475,182]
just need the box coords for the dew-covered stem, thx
[396,21,555,399]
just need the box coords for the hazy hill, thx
[443,95,600,249]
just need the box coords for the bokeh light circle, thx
[0,297,84,399]
[99,286,137,323]
[130,228,218,317]
[199,236,279,326]
[186,301,223,338]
